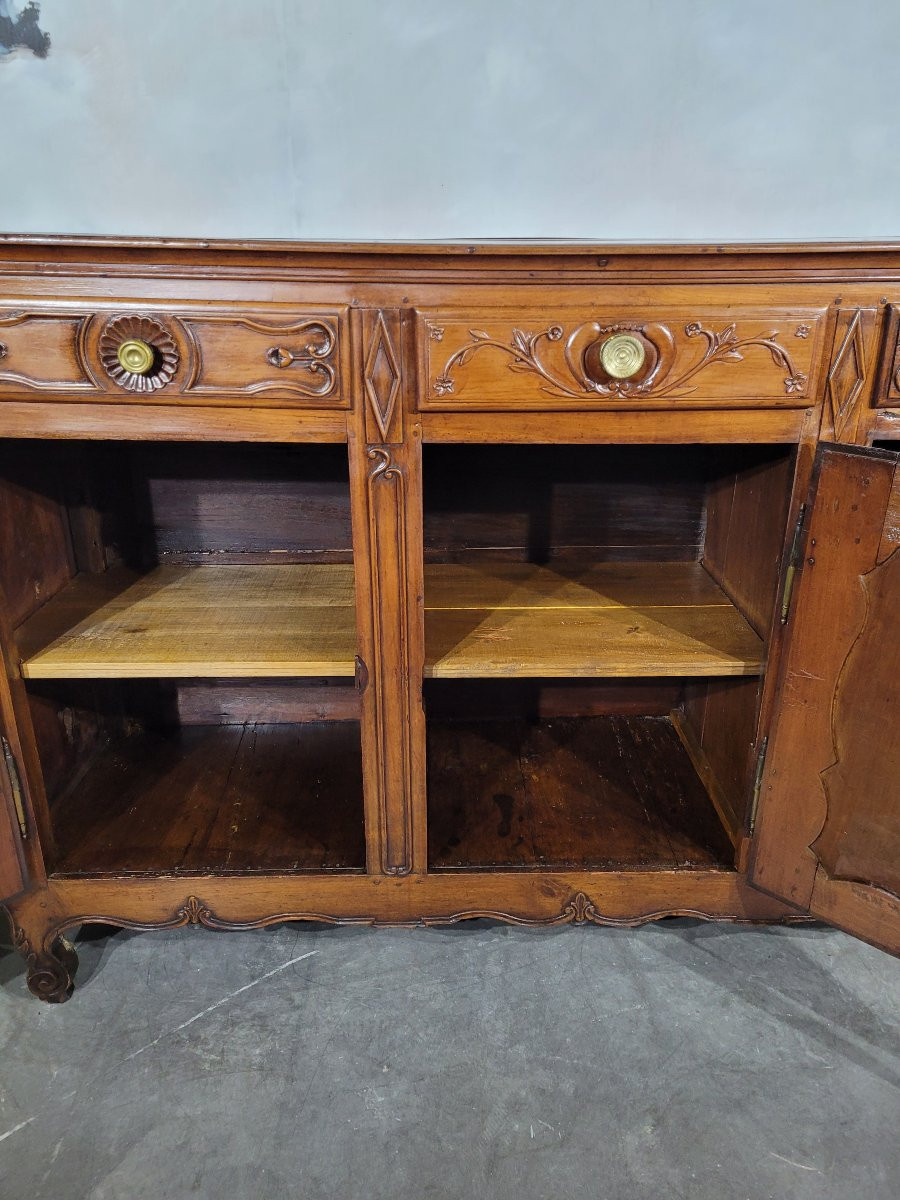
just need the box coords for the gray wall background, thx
[1,0,898,241]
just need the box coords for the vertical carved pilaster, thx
[350,310,425,876]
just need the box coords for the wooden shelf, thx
[19,561,762,682]
[428,714,734,870]
[424,562,763,678]
[50,721,365,875]
[18,563,357,679]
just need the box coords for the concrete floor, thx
[0,917,897,1200]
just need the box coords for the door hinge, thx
[748,735,769,836]
[354,655,369,694]
[780,504,807,624]
[1,735,28,840]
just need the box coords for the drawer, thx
[417,306,828,411]
[0,305,348,408]
[874,304,900,408]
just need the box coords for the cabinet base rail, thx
[5,872,806,1002]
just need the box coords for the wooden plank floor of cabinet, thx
[427,714,735,870]
[424,562,763,678]
[48,722,366,875]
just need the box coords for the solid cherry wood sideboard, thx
[0,237,897,1002]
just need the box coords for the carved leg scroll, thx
[5,907,78,1003]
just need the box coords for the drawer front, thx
[417,306,828,411]
[874,304,900,408]
[0,306,348,407]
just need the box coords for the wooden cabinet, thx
[0,238,897,1002]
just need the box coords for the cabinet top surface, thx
[1,235,900,259]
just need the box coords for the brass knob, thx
[117,338,155,376]
[599,333,646,380]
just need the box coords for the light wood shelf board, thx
[424,561,762,679]
[19,564,357,679]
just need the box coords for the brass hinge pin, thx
[780,504,807,623]
[749,736,769,836]
[1,735,27,839]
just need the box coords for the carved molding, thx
[827,309,867,433]
[365,445,414,875]
[0,310,97,393]
[364,311,402,442]
[182,316,338,398]
[432,320,807,400]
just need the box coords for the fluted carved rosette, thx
[99,314,180,392]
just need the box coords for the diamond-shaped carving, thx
[364,311,401,442]
[827,310,866,429]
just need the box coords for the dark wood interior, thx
[427,704,734,871]
[0,440,362,877]
[1,439,796,878]
[49,719,365,876]
[29,678,364,875]
[422,442,796,863]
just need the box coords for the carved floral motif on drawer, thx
[418,308,828,410]
[0,307,348,407]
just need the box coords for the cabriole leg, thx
[4,905,78,1003]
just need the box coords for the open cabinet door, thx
[0,657,28,902]
[0,594,35,904]
[750,443,899,953]
[0,729,27,903]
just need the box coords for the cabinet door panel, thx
[750,443,899,952]
[0,742,26,901]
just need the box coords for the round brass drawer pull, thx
[599,333,646,380]
[116,338,155,376]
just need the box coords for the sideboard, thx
[0,237,897,1002]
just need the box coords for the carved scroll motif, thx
[432,320,807,399]
[181,316,339,398]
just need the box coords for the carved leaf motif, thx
[432,319,806,401]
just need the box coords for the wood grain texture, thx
[419,307,826,410]
[349,308,427,877]
[135,442,354,564]
[49,722,365,875]
[0,305,349,409]
[4,238,900,990]
[18,564,357,679]
[424,444,708,564]
[751,444,900,953]
[424,562,762,678]
[421,408,810,444]
[0,442,75,628]
[0,401,348,443]
[819,307,882,444]
[427,715,734,870]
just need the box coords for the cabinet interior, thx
[0,440,365,875]
[422,443,795,871]
[0,438,796,879]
